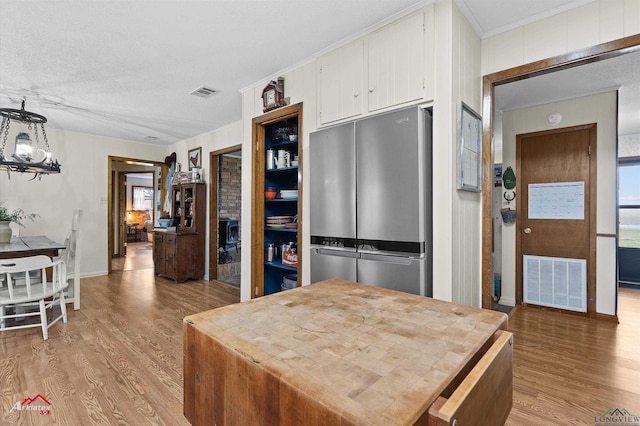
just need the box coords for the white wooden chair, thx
[0,255,68,341]
[56,209,82,310]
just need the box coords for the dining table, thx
[0,235,65,260]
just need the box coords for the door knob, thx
[523,227,531,234]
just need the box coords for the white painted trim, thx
[499,296,516,307]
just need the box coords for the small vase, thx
[0,221,12,243]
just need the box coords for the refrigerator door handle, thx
[359,253,413,265]
[358,249,425,259]
[313,247,360,258]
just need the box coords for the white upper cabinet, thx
[318,40,365,125]
[317,11,428,126]
[368,12,425,112]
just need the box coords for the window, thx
[619,162,640,248]
[132,186,153,211]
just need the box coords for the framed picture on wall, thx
[457,102,482,192]
[188,147,202,170]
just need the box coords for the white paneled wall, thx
[432,0,454,302]
[238,1,485,304]
[482,0,640,75]
[450,1,482,307]
[500,91,617,314]
[240,61,317,302]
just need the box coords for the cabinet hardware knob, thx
[524,227,531,234]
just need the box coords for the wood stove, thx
[219,218,239,252]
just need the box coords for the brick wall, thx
[219,156,241,221]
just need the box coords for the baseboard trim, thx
[498,297,515,307]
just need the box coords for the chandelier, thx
[0,98,61,178]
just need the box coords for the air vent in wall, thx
[190,86,219,98]
[523,255,586,312]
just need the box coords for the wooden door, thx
[516,124,597,313]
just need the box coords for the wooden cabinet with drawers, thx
[153,183,205,283]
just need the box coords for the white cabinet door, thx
[318,40,364,125]
[368,12,424,112]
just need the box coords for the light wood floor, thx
[1,249,638,424]
[0,265,239,425]
[507,288,640,425]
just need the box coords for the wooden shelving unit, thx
[251,103,303,298]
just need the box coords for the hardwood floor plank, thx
[0,264,240,425]
[506,288,640,425]
[1,246,638,425]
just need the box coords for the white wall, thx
[241,61,317,302]
[169,120,243,280]
[500,91,617,314]
[1,120,242,280]
[238,0,483,304]
[0,127,167,277]
[481,0,639,315]
[450,1,482,306]
[482,0,640,75]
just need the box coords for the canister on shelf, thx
[266,243,275,262]
[280,243,290,261]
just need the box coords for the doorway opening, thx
[108,156,168,274]
[482,34,640,317]
[209,146,242,286]
[619,158,640,288]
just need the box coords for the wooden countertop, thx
[184,279,509,425]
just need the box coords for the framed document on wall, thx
[457,102,482,192]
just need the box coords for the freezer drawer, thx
[357,253,427,296]
[310,247,358,283]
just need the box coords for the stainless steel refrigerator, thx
[310,106,432,296]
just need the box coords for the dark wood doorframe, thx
[208,145,242,281]
[481,34,640,310]
[515,124,597,315]
[119,172,127,257]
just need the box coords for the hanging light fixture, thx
[0,98,61,179]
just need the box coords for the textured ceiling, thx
[495,50,640,135]
[2,0,636,146]
[0,0,426,145]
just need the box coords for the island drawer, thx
[427,330,513,426]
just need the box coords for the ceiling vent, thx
[190,86,219,98]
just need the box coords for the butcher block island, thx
[183,279,513,425]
